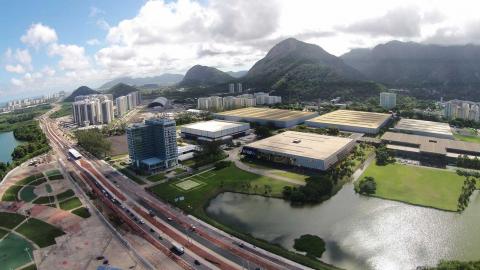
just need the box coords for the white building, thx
[228,83,235,93]
[237,83,243,93]
[181,120,250,142]
[380,92,397,109]
[115,96,128,117]
[72,94,114,126]
[444,99,480,122]
[254,92,282,105]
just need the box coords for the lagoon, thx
[206,184,480,270]
[0,131,21,164]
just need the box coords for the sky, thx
[2,0,480,102]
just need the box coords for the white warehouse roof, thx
[180,120,250,139]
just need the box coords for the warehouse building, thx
[180,120,250,142]
[305,110,392,134]
[242,131,355,171]
[214,107,318,128]
[392,118,453,139]
[381,132,480,166]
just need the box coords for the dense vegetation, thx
[457,155,480,170]
[293,234,326,258]
[75,128,111,158]
[356,176,377,195]
[64,86,99,102]
[0,104,51,132]
[104,83,139,98]
[457,177,477,212]
[11,122,51,162]
[375,144,394,165]
[174,111,212,126]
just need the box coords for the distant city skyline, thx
[3,0,480,100]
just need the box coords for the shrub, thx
[356,176,377,195]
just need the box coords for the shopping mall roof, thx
[392,118,453,139]
[215,107,317,121]
[244,131,354,160]
[306,110,392,129]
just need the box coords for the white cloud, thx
[14,49,32,65]
[48,43,90,71]
[5,64,26,74]
[86,38,101,46]
[42,66,56,76]
[10,78,24,87]
[21,23,58,47]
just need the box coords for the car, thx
[140,219,145,224]
[194,260,201,265]
[167,217,173,221]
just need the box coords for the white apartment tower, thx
[379,92,397,109]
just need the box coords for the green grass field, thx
[71,207,91,218]
[55,189,75,201]
[0,212,26,229]
[59,197,82,210]
[146,173,165,182]
[149,164,295,217]
[359,163,465,211]
[32,196,55,204]
[454,133,480,143]
[15,218,65,248]
[45,170,61,177]
[2,185,23,201]
[0,233,36,270]
[19,186,37,202]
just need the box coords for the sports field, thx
[149,164,295,216]
[359,163,465,211]
[0,233,35,270]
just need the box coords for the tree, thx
[75,129,111,158]
[375,144,393,165]
[356,176,377,195]
[254,125,273,138]
[326,127,339,136]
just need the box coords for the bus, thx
[67,148,82,160]
[171,241,185,255]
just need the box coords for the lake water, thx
[206,184,480,270]
[0,131,21,164]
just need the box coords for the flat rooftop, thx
[245,131,354,160]
[382,132,480,155]
[215,107,317,121]
[393,119,453,137]
[306,110,391,129]
[181,120,247,132]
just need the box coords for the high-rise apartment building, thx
[115,96,128,116]
[237,83,243,93]
[379,92,397,109]
[72,94,114,126]
[444,99,480,122]
[228,83,235,93]
[126,118,178,173]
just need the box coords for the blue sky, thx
[1,0,480,103]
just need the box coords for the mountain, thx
[226,70,248,78]
[244,38,380,101]
[103,83,139,99]
[179,65,234,87]
[99,73,184,89]
[341,41,480,86]
[64,86,99,102]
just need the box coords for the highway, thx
[39,108,311,270]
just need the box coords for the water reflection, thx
[206,184,480,270]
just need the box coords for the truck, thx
[171,241,185,255]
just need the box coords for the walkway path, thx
[227,148,306,186]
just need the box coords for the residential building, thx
[115,96,128,116]
[254,92,282,105]
[126,118,178,173]
[444,99,480,122]
[228,83,235,93]
[380,92,397,109]
[72,94,113,126]
[237,83,243,93]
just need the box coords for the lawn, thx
[17,174,42,185]
[149,164,295,217]
[359,163,465,211]
[32,196,55,204]
[15,218,65,247]
[454,133,480,143]
[2,185,23,201]
[45,170,61,177]
[146,173,165,182]
[19,186,37,202]
[0,233,36,270]
[241,158,312,183]
[59,197,82,210]
[0,212,26,229]
[55,189,75,201]
[113,165,146,185]
[71,207,91,218]
[47,174,64,180]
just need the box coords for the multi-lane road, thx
[39,108,311,270]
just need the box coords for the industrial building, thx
[392,118,453,139]
[126,118,178,173]
[242,131,355,171]
[381,132,480,166]
[72,94,114,126]
[180,120,250,142]
[305,110,392,134]
[214,107,318,128]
